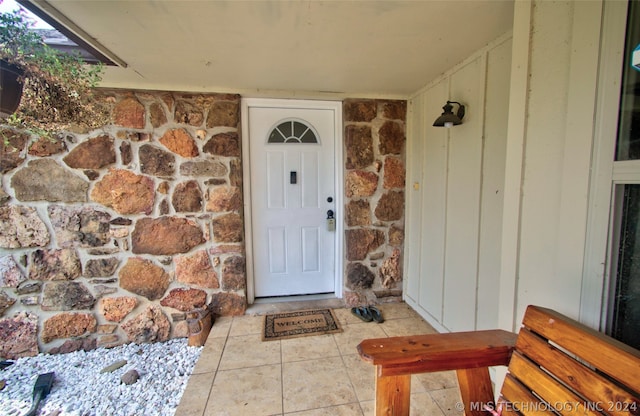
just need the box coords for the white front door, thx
[247,100,339,298]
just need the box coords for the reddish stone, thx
[0,129,28,173]
[230,159,242,187]
[120,141,132,165]
[209,245,244,255]
[175,100,204,126]
[149,102,168,128]
[42,312,97,343]
[378,121,405,155]
[161,93,174,111]
[211,213,243,243]
[374,191,405,222]
[383,157,405,189]
[343,100,377,122]
[209,292,246,316]
[119,257,170,300]
[113,97,145,129]
[91,169,155,215]
[207,101,239,128]
[140,144,175,176]
[132,217,204,255]
[49,338,96,354]
[346,200,371,227]
[175,250,219,288]
[159,129,199,158]
[0,290,16,317]
[173,180,203,212]
[160,288,207,311]
[206,187,242,212]
[63,135,116,169]
[221,256,246,290]
[100,296,138,322]
[121,305,170,343]
[28,136,66,157]
[345,125,374,169]
[381,100,407,121]
[203,132,241,157]
[346,229,385,261]
[0,312,38,358]
[345,170,378,198]
[158,181,170,194]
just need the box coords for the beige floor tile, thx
[333,322,388,356]
[282,356,358,413]
[360,400,375,415]
[430,388,464,416]
[175,372,215,416]
[229,314,264,337]
[376,302,420,320]
[333,307,369,326]
[191,337,225,375]
[380,317,437,338]
[281,333,340,362]
[219,334,281,370]
[285,403,364,415]
[342,354,375,402]
[204,364,282,416]
[210,316,232,339]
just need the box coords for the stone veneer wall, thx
[0,91,246,358]
[0,92,406,359]
[342,99,406,307]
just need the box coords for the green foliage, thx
[0,7,109,137]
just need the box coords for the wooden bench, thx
[357,305,640,416]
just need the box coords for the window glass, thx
[267,120,318,144]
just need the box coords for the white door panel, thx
[249,105,337,297]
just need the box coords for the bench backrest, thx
[501,306,640,416]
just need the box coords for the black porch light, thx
[433,101,465,128]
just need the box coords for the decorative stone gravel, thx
[0,338,202,415]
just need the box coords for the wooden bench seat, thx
[357,305,640,416]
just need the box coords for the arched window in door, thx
[267,119,319,144]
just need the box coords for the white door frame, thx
[241,98,344,304]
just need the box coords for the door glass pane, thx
[609,184,640,350]
[615,1,640,161]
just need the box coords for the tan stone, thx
[132,217,204,255]
[0,312,38,358]
[381,100,407,121]
[0,128,28,173]
[206,187,242,212]
[11,159,89,203]
[100,296,138,322]
[42,313,97,343]
[159,128,199,158]
[203,132,240,157]
[346,200,371,227]
[207,101,239,128]
[121,305,170,343]
[0,206,50,248]
[119,257,170,300]
[29,249,82,281]
[221,256,246,290]
[345,170,378,198]
[380,249,402,288]
[175,100,204,126]
[383,157,405,189]
[173,180,203,213]
[389,225,404,247]
[149,102,168,128]
[175,250,219,289]
[91,169,154,215]
[113,97,145,129]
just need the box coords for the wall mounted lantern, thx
[433,101,465,128]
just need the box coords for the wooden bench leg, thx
[456,367,495,416]
[375,369,411,416]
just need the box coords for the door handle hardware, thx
[290,171,297,184]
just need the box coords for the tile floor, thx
[175,302,463,416]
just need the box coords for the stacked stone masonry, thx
[0,92,406,358]
[343,99,406,307]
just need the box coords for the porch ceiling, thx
[42,0,514,98]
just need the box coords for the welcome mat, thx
[262,309,343,341]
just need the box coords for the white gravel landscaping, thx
[0,338,203,416]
